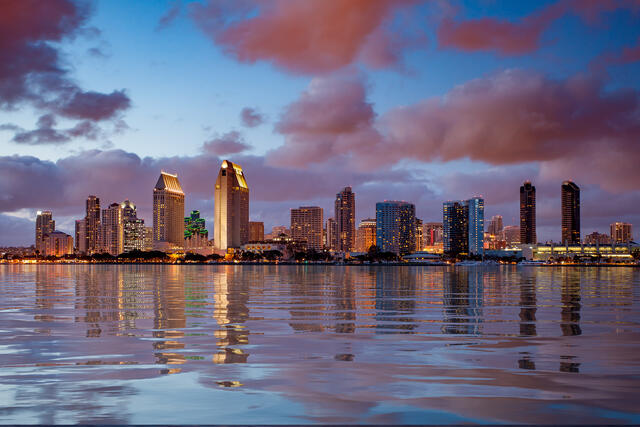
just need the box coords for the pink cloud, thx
[189,0,418,74]
[202,131,251,155]
[240,107,264,128]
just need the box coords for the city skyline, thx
[2,1,640,245]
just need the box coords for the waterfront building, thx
[249,221,264,242]
[443,201,468,256]
[85,195,101,254]
[520,181,536,244]
[585,231,611,245]
[355,218,376,252]
[326,218,338,250]
[561,180,580,245]
[488,215,503,237]
[424,222,443,246]
[468,198,484,256]
[291,206,323,251]
[214,160,249,250]
[610,222,633,243]
[376,201,416,256]
[522,244,633,262]
[502,225,521,245]
[42,231,73,257]
[121,200,145,253]
[75,219,87,254]
[415,218,423,251]
[335,187,355,252]
[153,171,185,251]
[100,202,123,256]
[35,210,54,254]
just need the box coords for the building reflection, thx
[212,265,249,364]
[153,265,186,369]
[334,268,356,334]
[375,268,417,333]
[519,270,537,337]
[560,270,582,337]
[441,268,483,335]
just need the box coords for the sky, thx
[1,0,640,246]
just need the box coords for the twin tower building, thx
[153,160,248,251]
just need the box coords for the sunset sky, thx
[1,0,640,245]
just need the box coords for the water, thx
[0,265,639,424]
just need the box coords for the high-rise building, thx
[153,171,185,250]
[35,210,54,253]
[214,160,249,250]
[184,210,209,251]
[42,231,73,257]
[610,222,633,244]
[443,201,469,256]
[520,181,536,244]
[488,215,503,236]
[291,206,323,251]
[502,225,521,245]
[355,218,376,252]
[85,195,101,254]
[415,218,423,251]
[376,201,416,256]
[75,219,87,254]
[585,231,611,245]
[271,225,288,237]
[249,221,264,242]
[121,200,145,253]
[561,180,580,245]
[424,222,443,246]
[100,202,123,256]
[468,197,484,256]
[326,218,338,250]
[335,187,355,252]
[144,227,153,251]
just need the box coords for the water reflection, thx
[1,265,639,424]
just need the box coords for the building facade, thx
[561,180,580,245]
[355,218,377,252]
[290,206,324,251]
[443,201,469,256]
[85,195,101,254]
[467,197,484,256]
[335,187,355,252]
[184,210,210,251]
[424,222,443,246]
[121,200,145,253]
[42,231,73,257]
[488,215,503,237]
[249,221,264,242]
[520,181,536,244]
[214,160,249,250]
[101,202,123,256]
[376,201,416,256]
[610,222,633,244]
[75,219,87,254]
[35,210,55,253]
[585,231,611,245]
[325,218,338,250]
[153,171,185,251]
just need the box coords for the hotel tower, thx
[561,180,580,245]
[214,160,249,250]
[153,171,185,250]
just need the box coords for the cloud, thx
[0,0,131,143]
[156,1,182,31]
[0,214,38,247]
[189,0,419,74]
[7,115,102,145]
[240,107,264,128]
[202,131,251,155]
[268,69,640,192]
[437,0,640,55]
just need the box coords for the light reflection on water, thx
[0,265,639,424]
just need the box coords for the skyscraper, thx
[355,218,376,252]
[35,210,54,253]
[610,222,633,244]
[335,187,355,252]
[520,181,536,244]
[249,221,264,242]
[75,219,87,254]
[415,218,423,251]
[85,195,100,254]
[488,215,503,236]
[561,180,580,245]
[121,200,145,253]
[326,218,338,250]
[443,201,469,256]
[376,201,416,256]
[467,197,484,255]
[214,160,249,250]
[424,222,443,246]
[291,206,323,251]
[153,171,185,250]
[101,202,123,256]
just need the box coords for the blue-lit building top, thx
[376,201,416,256]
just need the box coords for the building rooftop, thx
[155,171,184,194]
